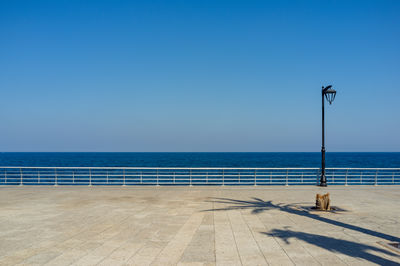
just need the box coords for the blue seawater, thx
[0,152,399,168]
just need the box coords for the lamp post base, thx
[320,174,327,187]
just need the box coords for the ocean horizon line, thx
[1,151,400,153]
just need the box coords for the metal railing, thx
[0,167,399,186]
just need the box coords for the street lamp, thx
[320,85,336,187]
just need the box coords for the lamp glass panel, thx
[325,92,336,104]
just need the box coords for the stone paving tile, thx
[151,212,204,265]
[228,211,267,265]
[126,240,166,266]
[180,214,215,264]
[214,210,242,265]
[17,250,62,265]
[96,242,143,265]
[242,213,294,265]
[0,186,400,266]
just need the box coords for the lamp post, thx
[320,85,336,187]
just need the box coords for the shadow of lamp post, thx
[320,85,337,187]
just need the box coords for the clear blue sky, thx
[1,0,399,152]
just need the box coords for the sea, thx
[0,152,399,168]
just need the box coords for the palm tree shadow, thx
[205,197,400,243]
[265,229,400,265]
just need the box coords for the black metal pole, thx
[320,87,327,186]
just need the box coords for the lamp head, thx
[323,85,336,104]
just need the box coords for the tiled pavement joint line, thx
[228,211,244,266]
[213,200,217,264]
[122,227,166,265]
[240,210,270,265]
[214,210,242,266]
[214,203,242,265]
[281,211,335,265]
[258,211,321,266]
[253,210,297,265]
[228,210,267,265]
[242,212,294,266]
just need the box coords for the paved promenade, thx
[0,186,399,266]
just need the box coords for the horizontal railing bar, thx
[0,167,322,170]
[4,174,397,177]
[1,166,399,170]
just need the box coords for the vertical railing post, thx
[19,168,23,186]
[345,169,348,186]
[89,169,92,186]
[54,168,58,187]
[73,171,75,184]
[301,172,304,184]
[140,171,143,184]
[254,170,257,186]
[238,172,240,184]
[392,172,395,184]
[106,171,108,185]
[222,169,225,186]
[123,169,126,186]
[374,170,378,186]
[190,169,192,186]
[5,170,7,184]
[360,171,363,185]
[38,171,40,184]
[206,172,208,184]
[156,169,159,186]
[270,171,272,184]
[286,169,289,186]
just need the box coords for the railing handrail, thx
[0,166,399,170]
[0,166,321,170]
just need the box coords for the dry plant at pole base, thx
[315,193,331,211]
